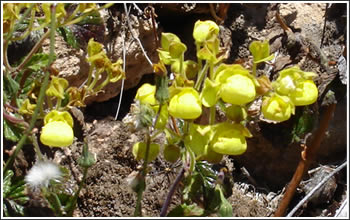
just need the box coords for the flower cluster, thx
[130,20,319,164]
[262,66,318,122]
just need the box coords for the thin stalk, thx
[252,63,257,76]
[93,73,110,92]
[55,98,62,110]
[4,4,57,174]
[134,129,151,216]
[194,62,209,91]
[31,133,44,161]
[85,64,94,87]
[196,43,202,71]
[160,168,185,216]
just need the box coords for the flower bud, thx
[168,87,202,119]
[163,144,181,163]
[132,142,160,162]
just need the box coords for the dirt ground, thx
[4,3,348,217]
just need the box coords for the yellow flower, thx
[193,20,219,44]
[215,64,257,105]
[220,74,256,105]
[210,123,249,155]
[135,83,157,106]
[19,99,36,115]
[168,87,202,119]
[289,80,318,106]
[261,94,295,122]
[46,76,68,99]
[272,66,318,106]
[40,110,74,147]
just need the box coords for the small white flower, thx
[25,161,62,189]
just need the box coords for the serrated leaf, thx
[24,53,52,72]
[3,170,14,196]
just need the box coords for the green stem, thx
[31,133,44,161]
[196,43,202,71]
[252,63,257,77]
[194,62,209,91]
[55,98,62,110]
[86,64,94,86]
[3,4,57,175]
[93,73,110,92]
[209,61,214,80]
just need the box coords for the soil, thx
[4,3,348,217]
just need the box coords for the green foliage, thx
[3,170,29,217]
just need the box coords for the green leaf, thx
[24,53,52,72]
[3,74,19,98]
[3,171,29,217]
[291,107,316,143]
[3,119,23,142]
[57,27,80,49]
[3,170,14,197]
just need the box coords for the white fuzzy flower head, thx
[25,161,62,189]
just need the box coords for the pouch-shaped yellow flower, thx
[220,74,256,105]
[135,83,157,106]
[215,64,256,105]
[168,87,202,119]
[193,20,219,44]
[289,80,318,106]
[210,123,248,155]
[261,94,295,122]
[40,121,74,147]
[40,110,74,147]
